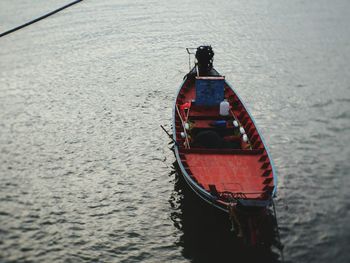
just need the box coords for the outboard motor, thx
[196,45,214,75]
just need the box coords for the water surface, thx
[1,0,349,262]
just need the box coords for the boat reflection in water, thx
[169,162,282,263]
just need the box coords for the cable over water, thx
[0,0,83,38]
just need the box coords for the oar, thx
[176,104,191,149]
[160,125,179,146]
[185,102,191,122]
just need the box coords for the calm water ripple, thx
[1,0,350,262]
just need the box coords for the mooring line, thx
[0,0,83,38]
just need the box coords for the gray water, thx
[1,0,350,262]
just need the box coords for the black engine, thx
[195,45,215,75]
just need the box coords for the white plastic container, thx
[220,99,230,116]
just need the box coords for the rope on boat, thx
[0,0,83,38]
[227,197,285,261]
[228,203,244,238]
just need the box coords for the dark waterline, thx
[170,162,281,263]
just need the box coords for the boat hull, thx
[172,69,277,212]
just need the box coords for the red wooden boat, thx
[173,46,277,214]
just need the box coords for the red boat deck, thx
[175,78,274,203]
[183,153,268,199]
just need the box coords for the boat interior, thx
[175,75,274,202]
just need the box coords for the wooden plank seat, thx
[189,115,234,120]
[190,120,236,129]
[180,148,264,155]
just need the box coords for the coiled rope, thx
[0,0,83,38]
